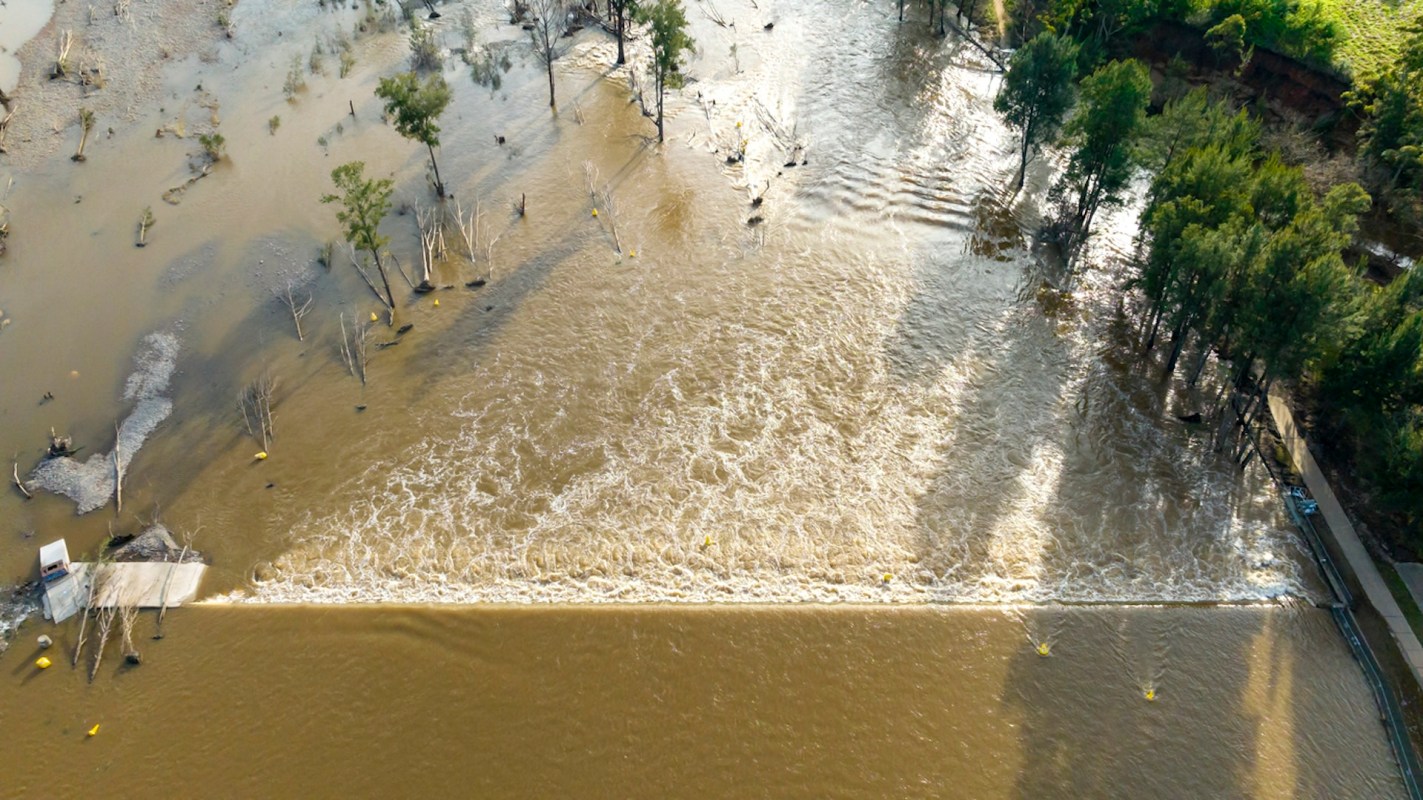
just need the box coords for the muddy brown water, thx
[0,1,1407,794]
[0,605,1408,798]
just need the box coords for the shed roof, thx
[38,539,70,567]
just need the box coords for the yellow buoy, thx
[433,299,440,307]
[735,121,742,128]
[629,250,637,258]
[703,535,712,547]
[369,312,379,322]
[254,451,268,460]
[1036,642,1051,657]
[1145,689,1157,702]
[87,724,100,737]
[882,573,892,583]
[35,656,52,669]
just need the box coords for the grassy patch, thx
[1380,560,1423,642]
[1323,0,1423,81]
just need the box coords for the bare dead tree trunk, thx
[119,604,140,665]
[273,280,314,341]
[339,313,370,385]
[90,607,115,682]
[415,205,447,291]
[238,373,277,451]
[583,161,623,254]
[72,577,97,667]
[54,30,74,79]
[345,243,390,308]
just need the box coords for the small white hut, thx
[38,539,71,583]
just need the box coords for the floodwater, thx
[0,0,53,94]
[0,605,1407,798]
[0,0,1407,795]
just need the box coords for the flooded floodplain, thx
[0,0,1408,795]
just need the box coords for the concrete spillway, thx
[42,561,207,624]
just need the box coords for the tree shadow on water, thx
[1003,605,1404,799]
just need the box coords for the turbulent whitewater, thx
[227,4,1316,606]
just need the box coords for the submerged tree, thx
[72,108,95,162]
[638,0,694,142]
[375,71,453,197]
[1051,58,1152,265]
[322,161,396,311]
[994,32,1079,192]
[528,0,569,107]
[610,0,640,65]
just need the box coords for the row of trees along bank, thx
[996,21,1423,545]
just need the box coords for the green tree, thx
[322,162,397,311]
[1138,88,1258,174]
[994,32,1079,192]
[638,0,694,142]
[1047,0,1157,62]
[1206,0,1340,66]
[1205,14,1250,66]
[1052,58,1152,265]
[1139,142,1258,367]
[375,71,453,197]
[1358,25,1423,202]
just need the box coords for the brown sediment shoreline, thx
[3,0,221,168]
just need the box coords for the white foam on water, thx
[222,6,1314,608]
[29,332,179,514]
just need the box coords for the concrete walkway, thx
[1397,564,1423,617]
[1270,394,1423,686]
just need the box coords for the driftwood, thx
[113,422,123,515]
[0,103,15,154]
[48,428,78,458]
[11,461,31,499]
